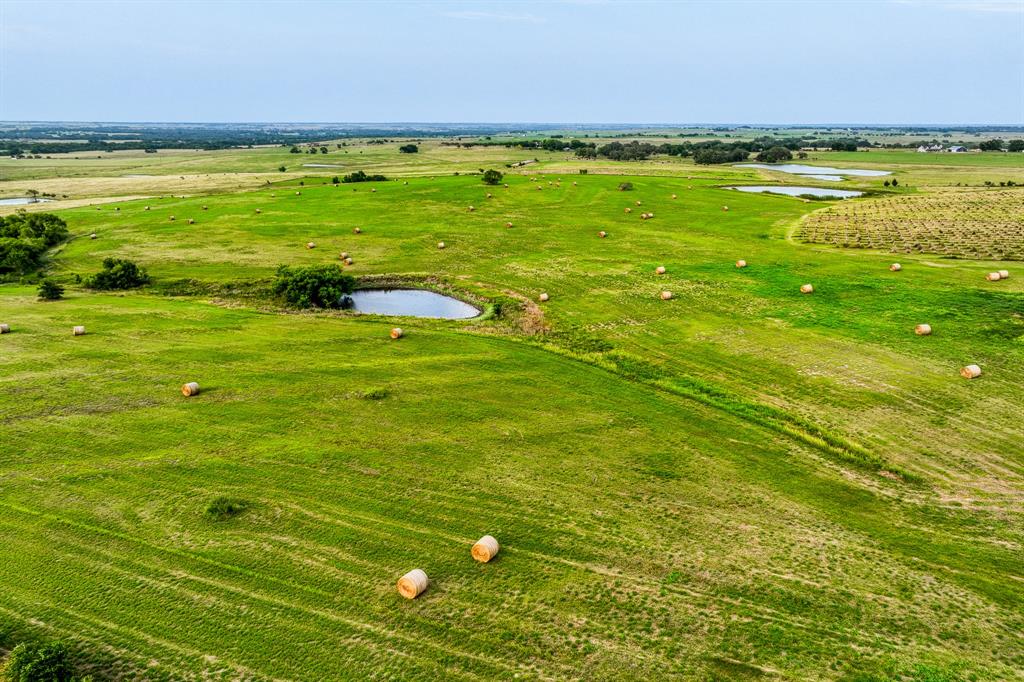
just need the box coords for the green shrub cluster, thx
[84,258,150,290]
[342,170,387,183]
[273,264,354,308]
[205,496,249,521]
[0,212,68,275]
[3,640,89,682]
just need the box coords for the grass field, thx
[1,144,1022,680]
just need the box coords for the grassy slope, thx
[1,149,1022,680]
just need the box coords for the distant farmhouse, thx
[916,144,968,153]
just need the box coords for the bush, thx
[342,170,387,183]
[278,165,286,172]
[0,212,69,275]
[399,144,418,154]
[618,182,633,191]
[331,176,340,185]
[5,641,75,682]
[84,258,150,290]
[273,264,354,308]
[205,496,249,521]
[37,279,64,300]
[481,169,503,185]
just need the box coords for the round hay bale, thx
[960,364,982,379]
[471,535,500,563]
[181,382,200,397]
[72,325,86,336]
[486,193,492,199]
[539,292,549,302]
[340,252,349,260]
[295,191,301,195]
[404,181,408,185]
[635,200,642,206]
[187,218,195,225]
[504,183,509,188]
[890,263,902,271]
[344,257,353,265]
[660,290,673,300]
[169,215,175,221]
[598,231,607,238]
[915,324,932,336]
[0,323,10,334]
[468,205,475,211]
[90,233,97,240]
[354,227,362,234]
[144,206,151,211]
[624,208,632,213]
[202,205,208,210]
[306,242,316,249]
[115,207,120,212]
[371,188,376,193]
[800,284,814,294]
[722,205,729,211]
[536,186,542,191]
[998,269,1009,279]
[655,266,666,275]
[437,241,446,249]
[397,569,428,599]
[390,328,403,339]
[505,221,513,228]
[255,208,262,214]
[572,181,577,186]
[736,260,747,268]
[671,193,677,199]
[986,272,1002,281]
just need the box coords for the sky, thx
[1,0,1022,124]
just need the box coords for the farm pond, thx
[725,186,863,199]
[736,163,891,182]
[341,289,480,319]
[0,197,53,205]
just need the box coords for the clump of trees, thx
[273,264,354,308]
[399,144,419,154]
[342,170,387,183]
[0,212,69,275]
[84,258,150,290]
[979,139,1005,151]
[37,279,64,300]
[756,146,793,163]
[481,169,503,185]
[3,640,84,681]
[1008,139,1024,152]
[694,146,750,165]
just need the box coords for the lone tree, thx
[756,146,793,163]
[481,169,503,185]
[273,264,354,309]
[37,278,64,300]
[399,144,419,154]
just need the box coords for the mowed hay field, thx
[1,149,1023,680]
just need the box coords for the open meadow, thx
[1,142,1023,680]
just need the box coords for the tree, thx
[273,264,354,309]
[0,212,69,274]
[399,144,419,154]
[979,139,1005,151]
[84,258,150,290]
[331,176,340,185]
[342,170,387,183]
[5,641,75,682]
[1007,139,1024,152]
[278,165,286,172]
[481,169,503,185]
[756,146,793,163]
[37,279,64,300]
[289,146,300,153]
[891,178,898,187]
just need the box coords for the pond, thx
[736,163,891,182]
[342,289,480,319]
[0,197,53,206]
[724,185,863,199]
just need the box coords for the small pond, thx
[342,289,480,319]
[0,197,53,206]
[736,163,891,182]
[725,185,863,199]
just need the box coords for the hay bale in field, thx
[624,207,632,214]
[468,205,475,212]
[187,218,195,225]
[397,569,428,599]
[660,290,673,300]
[986,272,1002,281]
[505,221,513,228]
[115,207,120,212]
[371,188,376,193]
[72,325,86,336]
[169,215,175,221]
[960,364,982,379]
[890,263,902,271]
[504,183,509,188]
[354,227,362,234]
[915,324,932,336]
[486,193,492,199]
[0,323,9,334]
[655,266,666,275]
[598,231,607,238]
[340,252,349,259]
[572,181,577,186]
[998,269,1009,279]
[344,257,353,265]
[201,205,208,210]
[539,292,549,302]
[295,191,301,195]
[635,201,642,206]
[90,233,97,239]
[736,260,747,268]
[472,535,500,562]
[255,208,262,214]
[800,284,814,294]
[722,206,729,211]
[306,242,316,249]
[671,193,677,199]
[390,328,403,339]
[181,382,200,396]
[536,186,542,191]
[437,241,446,249]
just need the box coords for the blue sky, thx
[1,0,1022,123]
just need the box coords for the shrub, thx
[342,170,387,183]
[618,182,633,191]
[0,212,69,275]
[399,144,418,154]
[331,176,340,185]
[273,264,354,308]
[84,258,150,290]
[205,496,248,520]
[5,641,75,682]
[37,279,64,300]
[482,169,503,185]
[756,146,793,163]
[278,165,286,172]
